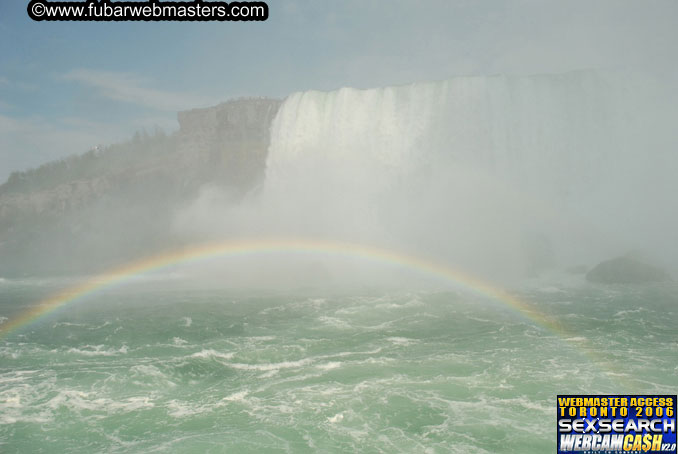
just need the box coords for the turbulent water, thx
[1,279,676,453]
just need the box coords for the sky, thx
[1,0,677,181]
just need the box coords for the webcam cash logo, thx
[557,395,677,453]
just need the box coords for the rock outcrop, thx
[586,255,671,284]
[0,98,281,277]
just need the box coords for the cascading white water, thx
[261,70,677,279]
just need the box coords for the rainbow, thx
[0,237,630,389]
[0,237,539,335]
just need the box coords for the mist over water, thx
[177,70,678,284]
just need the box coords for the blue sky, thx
[1,0,676,180]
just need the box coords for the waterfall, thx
[261,70,677,278]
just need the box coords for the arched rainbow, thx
[0,238,535,334]
[0,237,630,389]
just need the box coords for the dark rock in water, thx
[586,255,671,284]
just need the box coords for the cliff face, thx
[0,98,281,277]
[177,98,281,189]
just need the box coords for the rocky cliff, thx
[0,98,282,277]
[177,98,281,189]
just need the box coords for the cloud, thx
[0,69,206,180]
[62,68,214,112]
[0,76,38,93]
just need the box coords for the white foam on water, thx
[375,297,426,310]
[0,410,53,425]
[47,390,154,415]
[248,335,276,341]
[614,308,645,317]
[0,370,40,385]
[130,364,173,384]
[188,349,235,360]
[1,394,22,409]
[322,347,383,359]
[165,399,212,418]
[88,320,112,330]
[52,321,87,328]
[327,412,343,423]
[220,390,249,403]
[172,337,188,346]
[386,337,418,346]
[289,298,328,311]
[258,370,279,378]
[227,358,312,372]
[316,316,352,329]
[0,347,19,359]
[66,344,128,356]
[514,397,552,415]
[316,361,342,371]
